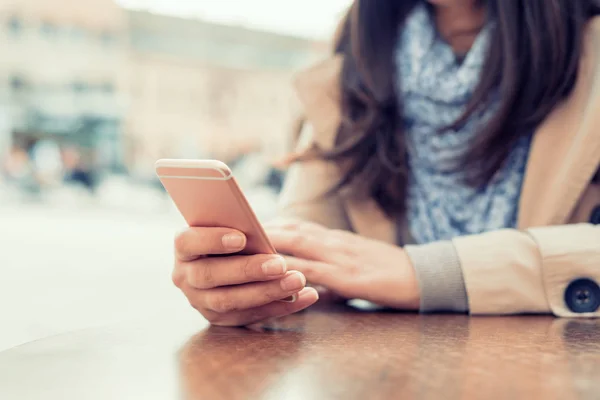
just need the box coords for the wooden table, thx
[0,303,599,400]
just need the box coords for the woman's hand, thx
[172,227,319,326]
[265,221,420,310]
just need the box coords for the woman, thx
[172,0,600,326]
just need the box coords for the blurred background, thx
[0,0,353,217]
[0,0,349,351]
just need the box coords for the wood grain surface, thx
[1,304,599,400]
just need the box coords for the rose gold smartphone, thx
[155,159,276,256]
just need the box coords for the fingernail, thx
[222,233,245,250]
[280,272,306,292]
[280,294,297,303]
[262,257,286,276]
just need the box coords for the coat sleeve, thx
[453,224,600,317]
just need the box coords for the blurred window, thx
[36,82,52,94]
[72,82,89,93]
[70,27,86,41]
[101,82,115,94]
[7,16,22,36]
[261,50,294,68]
[100,31,117,47]
[40,21,58,37]
[131,79,143,99]
[10,76,26,92]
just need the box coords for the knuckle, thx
[188,299,201,312]
[192,304,225,325]
[347,261,361,277]
[301,262,319,280]
[329,230,354,254]
[200,264,214,288]
[211,315,244,327]
[279,222,296,231]
[278,219,302,230]
[264,288,284,302]
[207,317,228,326]
[171,267,184,288]
[186,264,201,288]
[174,230,189,255]
[323,235,343,250]
[246,309,269,325]
[185,261,212,289]
[289,232,307,248]
[282,220,316,233]
[330,229,350,238]
[203,310,225,325]
[187,296,205,314]
[206,292,238,314]
[239,256,256,280]
[296,221,315,232]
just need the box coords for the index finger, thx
[175,227,247,261]
[266,227,325,261]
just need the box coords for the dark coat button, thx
[565,279,600,313]
[591,206,600,224]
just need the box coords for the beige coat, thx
[278,18,600,317]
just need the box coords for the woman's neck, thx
[431,1,486,55]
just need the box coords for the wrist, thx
[378,247,420,310]
[401,248,421,310]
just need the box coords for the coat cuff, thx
[453,229,551,315]
[405,241,469,313]
[528,224,600,317]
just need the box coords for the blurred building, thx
[0,0,128,172]
[0,0,327,179]
[125,11,326,178]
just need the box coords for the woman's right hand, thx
[172,227,319,326]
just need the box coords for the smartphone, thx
[155,159,276,256]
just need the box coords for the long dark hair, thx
[316,0,600,216]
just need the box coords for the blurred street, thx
[0,0,338,356]
[0,178,278,352]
